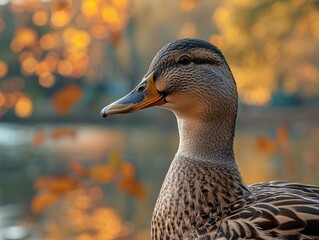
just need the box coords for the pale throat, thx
[175,116,235,163]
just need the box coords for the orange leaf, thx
[34,175,78,193]
[89,164,114,183]
[255,136,276,154]
[118,179,146,200]
[49,175,78,193]
[31,190,58,213]
[69,160,87,177]
[51,127,76,139]
[120,161,135,180]
[34,177,52,189]
[32,129,46,148]
[277,125,288,146]
[52,84,82,115]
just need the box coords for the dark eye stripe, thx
[152,55,221,81]
[192,57,221,65]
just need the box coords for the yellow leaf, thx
[90,164,114,183]
[31,190,58,213]
[109,152,122,171]
[51,127,76,139]
[32,129,46,148]
[52,84,82,115]
[255,136,276,154]
[118,179,146,200]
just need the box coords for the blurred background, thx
[0,0,319,239]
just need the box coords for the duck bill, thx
[100,71,166,118]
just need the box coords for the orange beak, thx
[100,71,166,118]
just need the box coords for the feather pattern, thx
[152,157,319,239]
[210,181,319,239]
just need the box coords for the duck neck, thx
[173,115,250,206]
[176,116,236,164]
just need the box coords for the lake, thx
[0,121,318,239]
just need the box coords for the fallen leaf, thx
[32,129,46,148]
[118,178,146,200]
[31,190,58,213]
[69,160,87,177]
[52,84,82,115]
[255,136,276,155]
[89,164,114,183]
[34,175,78,193]
[277,125,288,146]
[120,161,135,180]
[49,175,78,193]
[51,127,76,139]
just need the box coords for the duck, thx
[100,38,319,239]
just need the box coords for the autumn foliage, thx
[255,125,295,174]
[31,127,147,238]
[1,1,318,239]
[0,0,130,119]
[52,84,83,115]
[31,127,146,213]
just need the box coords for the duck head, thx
[101,38,238,124]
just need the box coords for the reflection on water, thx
[0,123,177,239]
[0,122,318,239]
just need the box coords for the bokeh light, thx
[39,74,56,88]
[74,194,92,210]
[91,208,122,239]
[39,34,58,50]
[68,208,90,231]
[51,9,71,28]
[32,10,49,26]
[14,95,33,118]
[21,57,38,75]
[179,0,196,12]
[14,28,37,48]
[81,0,99,18]
[57,60,73,76]
[2,0,131,120]
[0,60,8,78]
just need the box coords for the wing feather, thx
[214,181,319,239]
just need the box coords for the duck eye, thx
[136,83,146,92]
[178,55,191,65]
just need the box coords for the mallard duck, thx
[100,39,319,239]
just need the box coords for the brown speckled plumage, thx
[101,39,319,239]
[152,156,250,239]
